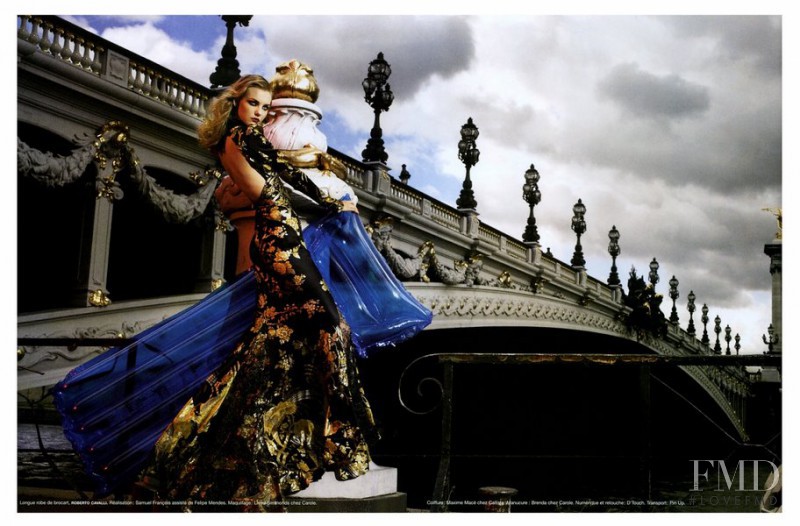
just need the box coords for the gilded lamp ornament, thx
[724,324,732,355]
[762,323,779,354]
[668,275,679,324]
[713,315,722,355]
[570,199,586,269]
[607,225,621,287]
[522,164,541,245]
[456,118,480,211]
[648,258,660,288]
[686,290,696,336]
[361,52,394,164]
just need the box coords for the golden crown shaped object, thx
[269,59,320,103]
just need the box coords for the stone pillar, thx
[195,221,228,292]
[463,210,480,239]
[531,244,542,266]
[764,240,781,354]
[72,175,114,307]
[421,198,432,218]
[365,162,392,196]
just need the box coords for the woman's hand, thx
[317,151,348,179]
[340,200,359,214]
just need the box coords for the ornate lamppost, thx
[607,225,621,287]
[522,164,541,245]
[734,333,741,355]
[725,325,732,355]
[701,304,710,347]
[361,52,394,164]
[687,290,697,336]
[648,258,660,288]
[570,199,587,269]
[762,323,779,354]
[668,275,680,323]
[209,15,252,89]
[456,118,480,210]
[713,315,722,355]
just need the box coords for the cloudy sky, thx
[55,9,787,354]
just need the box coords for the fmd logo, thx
[690,460,780,492]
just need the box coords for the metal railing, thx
[399,351,780,512]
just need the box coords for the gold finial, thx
[762,207,782,239]
[269,59,320,103]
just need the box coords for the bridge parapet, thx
[348,162,752,436]
[18,15,210,121]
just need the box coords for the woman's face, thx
[237,87,271,126]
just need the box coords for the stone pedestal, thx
[294,462,397,499]
[289,462,405,512]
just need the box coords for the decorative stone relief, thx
[368,215,434,281]
[18,319,160,370]
[104,49,129,86]
[18,121,219,224]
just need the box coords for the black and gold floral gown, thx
[147,124,375,509]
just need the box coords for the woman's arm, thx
[220,126,357,212]
[218,135,267,203]
[277,164,358,213]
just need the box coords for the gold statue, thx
[762,207,782,240]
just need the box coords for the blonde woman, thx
[55,75,374,510]
[149,74,373,508]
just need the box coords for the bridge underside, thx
[359,326,758,508]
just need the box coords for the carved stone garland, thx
[17,120,220,224]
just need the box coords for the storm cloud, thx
[255,16,475,100]
[598,63,710,121]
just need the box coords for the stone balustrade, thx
[18,15,209,119]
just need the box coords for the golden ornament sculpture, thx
[269,59,320,103]
[189,171,206,186]
[762,207,782,240]
[88,289,111,307]
[277,146,348,180]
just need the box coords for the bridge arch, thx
[401,282,749,442]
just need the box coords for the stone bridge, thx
[17,15,756,444]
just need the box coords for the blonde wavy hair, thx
[197,74,271,153]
